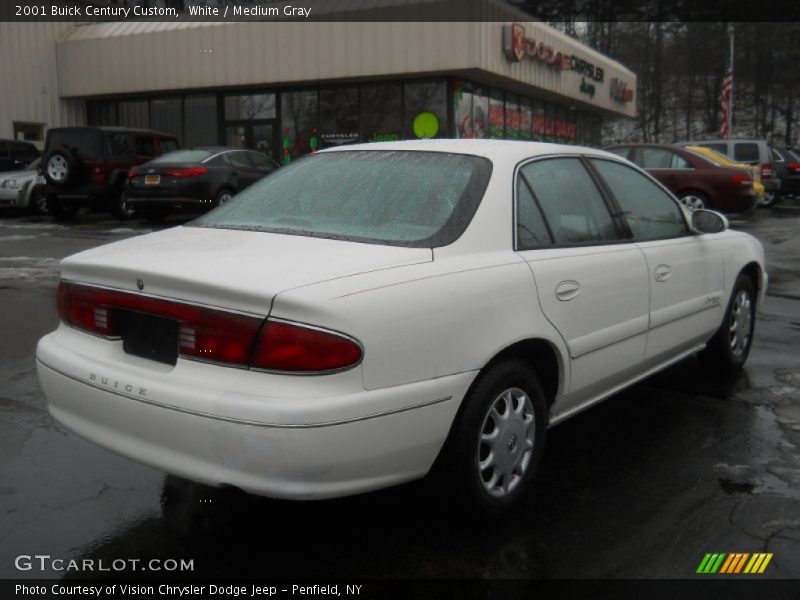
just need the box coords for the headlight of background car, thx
[6,179,21,190]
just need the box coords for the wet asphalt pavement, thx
[0,206,799,580]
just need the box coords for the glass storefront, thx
[86,76,605,161]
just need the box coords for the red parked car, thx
[603,143,757,214]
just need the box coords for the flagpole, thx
[728,24,734,137]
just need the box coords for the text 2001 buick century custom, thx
[36,140,766,515]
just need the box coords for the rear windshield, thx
[192,150,492,247]
[47,130,101,160]
[151,149,212,164]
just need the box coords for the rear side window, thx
[733,143,760,163]
[48,130,102,159]
[605,147,632,160]
[591,159,688,241]
[103,133,133,160]
[152,149,212,164]
[228,151,253,168]
[249,152,277,171]
[518,158,618,246]
[637,148,691,169]
[516,175,553,249]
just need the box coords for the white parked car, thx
[36,140,766,515]
[0,158,49,214]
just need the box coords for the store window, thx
[224,94,276,120]
[487,89,505,139]
[88,101,118,127]
[505,95,521,140]
[531,99,546,141]
[184,94,218,147]
[319,86,360,148]
[362,83,402,143]
[118,100,149,129]
[151,97,182,141]
[281,90,319,159]
[13,122,44,144]
[519,98,533,140]
[403,80,446,139]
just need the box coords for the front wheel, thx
[433,359,548,517]
[700,274,756,371]
[28,186,49,215]
[214,188,234,208]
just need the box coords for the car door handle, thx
[231,171,239,176]
[555,280,581,302]
[654,265,672,282]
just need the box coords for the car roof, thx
[319,139,619,163]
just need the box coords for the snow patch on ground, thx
[0,235,38,242]
[0,257,60,281]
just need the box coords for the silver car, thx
[0,158,49,214]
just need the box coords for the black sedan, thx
[125,147,278,221]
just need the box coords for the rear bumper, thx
[36,326,472,499]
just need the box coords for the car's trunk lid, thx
[60,225,433,315]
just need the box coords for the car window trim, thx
[585,156,693,242]
[512,154,629,252]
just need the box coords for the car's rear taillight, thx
[789,162,800,172]
[252,321,363,373]
[127,167,137,178]
[731,173,751,187]
[56,282,362,372]
[761,163,773,179]
[167,167,207,179]
[90,165,107,185]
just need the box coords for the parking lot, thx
[1,205,799,580]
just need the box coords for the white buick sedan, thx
[36,140,766,515]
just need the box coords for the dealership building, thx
[0,15,636,162]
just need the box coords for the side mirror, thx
[690,209,728,234]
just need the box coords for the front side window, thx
[104,133,133,160]
[518,158,618,246]
[193,151,492,247]
[591,159,688,241]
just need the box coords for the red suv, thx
[603,143,758,214]
[41,127,179,221]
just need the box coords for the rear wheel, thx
[433,359,547,517]
[678,191,708,211]
[214,188,234,207]
[110,188,136,221]
[700,274,756,371]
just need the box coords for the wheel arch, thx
[477,338,563,411]
[739,261,762,299]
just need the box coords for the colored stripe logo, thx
[696,553,773,574]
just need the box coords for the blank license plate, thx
[122,311,178,365]
[144,175,160,185]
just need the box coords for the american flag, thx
[719,55,733,138]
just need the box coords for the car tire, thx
[214,188,234,207]
[699,274,756,371]
[47,196,80,221]
[678,191,709,212]
[761,190,780,208]
[110,188,136,221]
[43,148,78,187]
[28,186,49,216]
[433,359,548,517]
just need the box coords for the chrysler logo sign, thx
[502,23,604,83]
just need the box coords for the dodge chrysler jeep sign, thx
[503,23,604,83]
